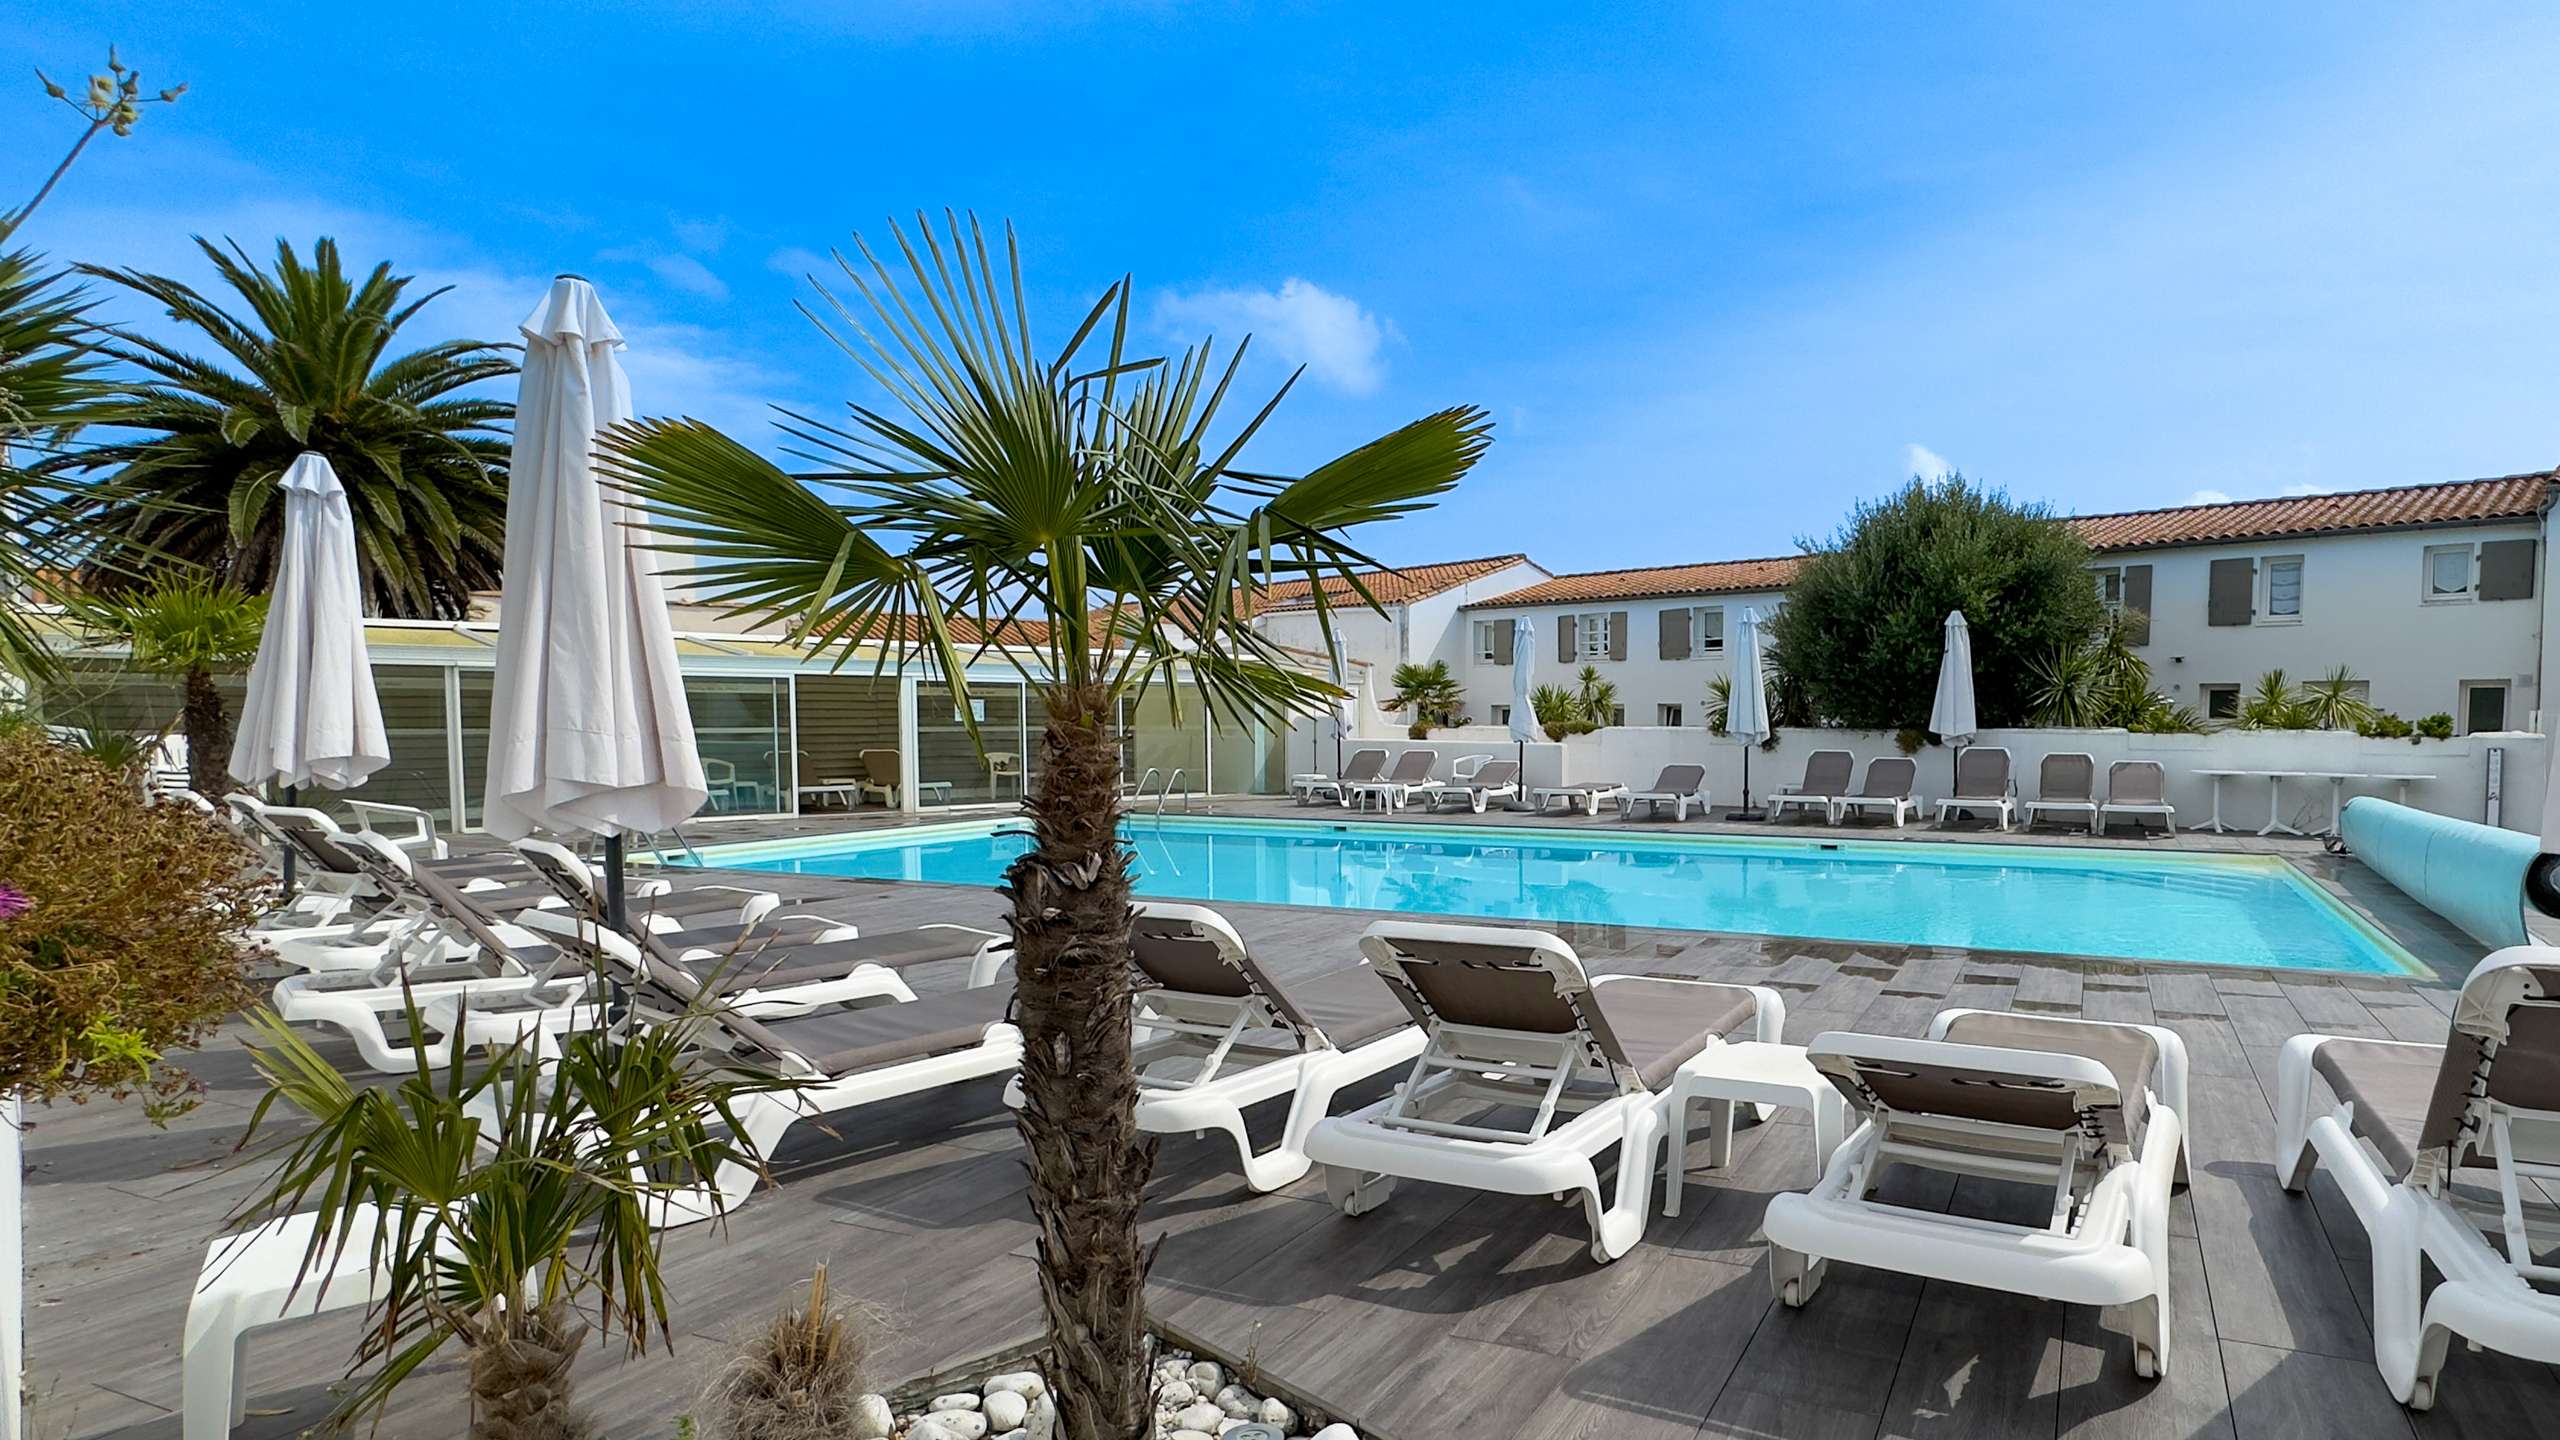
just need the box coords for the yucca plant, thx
[2295,665,2377,732]
[1573,664,1618,728]
[234,993,786,1440]
[2238,668,2311,731]
[602,213,1488,1439]
[1529,681,1587,740]
[48,238,514,618]
[83,576,263,793]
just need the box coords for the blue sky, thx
[17,4,2560,574]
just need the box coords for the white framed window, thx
[1657,704,1684,727]
[2260,554,2304,623]
[1575,613,1613,660]
[2424,544,2474,603]
[1472,620,1501,661]
[2461,681,2510,735]
[2091,565,2126,614]
[1489,704,1510,726]
[1691,606,1725,656]
[2201,684,2241,720]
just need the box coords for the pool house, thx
[28,614,1311,828]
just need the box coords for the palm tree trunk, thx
[1004,682,1152,1440]
[466,1300,594,1440]
[181,662,235,795]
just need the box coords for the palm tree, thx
[49,238,513,618]
[86,575,262,793]
[0,250,108,679]
[1386,659,1464,733]
[2239,668,2310,731]
[2295,665,2377,732]
[604,213,1489,1439]
[1529,681,1586,740]
[236,992,783,1439]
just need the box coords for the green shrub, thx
[0,727,263,1113]
[1769,475,2104,730]
[2355,710,2415,740]
[2415,712,2455,740]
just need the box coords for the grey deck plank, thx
[32,837,2547,1440]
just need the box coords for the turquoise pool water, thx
[694,817,2420,975]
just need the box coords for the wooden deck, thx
[26,824,2558,1440]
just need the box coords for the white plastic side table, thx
[1662,1041,1848,1218]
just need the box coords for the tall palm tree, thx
[87,576,264,794]
[0,249,108,679]
[49,237,514,618]
[605,213,1490,1439]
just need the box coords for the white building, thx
[1239,553,1551,701]
[1454,470,2557,735]
[1454,558,1797,729]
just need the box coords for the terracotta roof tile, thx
[1249,554,1534,611]
[1467,472,2555,608]
[1469,556,1804,607]
[2060,471,2554,551]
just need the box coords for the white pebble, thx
[1309,1426,1359,1440]
[1168,1432,1215,1440]
[852,1392,895,1440]
[1176,1402,1226,1433]
[995,1433,1026,1440]
[1257,1398,1295,1430]
[1157,1379,1196,1406]
[930,1393,983,1411]
[1025,1392,1057,1440]
[986,1371,1046,1400]
[983,1391,1028,1432]
[1186,1361,1223,1390]
[920,1413,990,1440]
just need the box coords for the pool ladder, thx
[1130,767,1193,815]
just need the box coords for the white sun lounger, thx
[2022,752,2101,832]
[1831,756,1919,827]
[1530,782,1627,815]
[184,1207,388,1440]
[2099,761,2176,835]
[2273,948,2560,1408]
[1295,747,1388,806]
[1934,746,2017,830]
[1769,749,1855,824]
[1412,759,1522,814]
[1115,903,1425,1190]
[1346,749,1436,812]
[1304,919,1782,1261]
[1620,764,1711,821]
[512,909,1022,1225]
[1764,1010,2190,1378]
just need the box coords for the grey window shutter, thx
[1491,621,1514,665]
[2207,557,2254,626]
[1658,607,1690,661]
[1608,611,1629,661]
[2121,565,2153,645]
[1557,615,1575,662]
[2479,538,2537,601]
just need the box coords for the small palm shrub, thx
[84,577,265,794]
[1386,660,1465,733]
[1573,665,1617,728]
[0,727,262,1114]
[2415,712,2456,740]
[2356,710,2416,741]
[2237,669,2311,731]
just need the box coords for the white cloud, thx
[766,246,834,280]
[2183,489,2236,506]
[638,252,729,300]
[1904,443,1953,480]
[670,217,728,254]
[1154,277,1390,394]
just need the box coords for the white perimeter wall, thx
[1304,719,2550,835]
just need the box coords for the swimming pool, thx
[691,816,2423,975]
